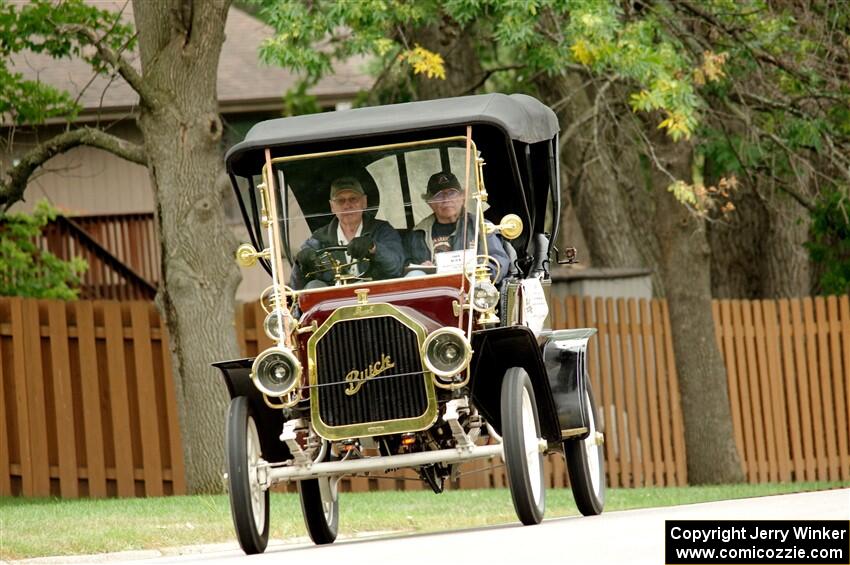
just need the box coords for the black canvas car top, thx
[225,93,559,176]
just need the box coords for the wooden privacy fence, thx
[550,296,688,488]
[2,295,848,498]
[713,296,850,484]
[0,298,184,498]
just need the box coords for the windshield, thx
[259,138,506,291]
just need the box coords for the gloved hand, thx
[347,235,374,259]
[295,247,319,272]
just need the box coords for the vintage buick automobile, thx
[214,93,605,554]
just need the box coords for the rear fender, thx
[469,326,561,443]
[212,358,291,463]
[542,329,597,440]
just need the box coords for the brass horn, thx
[486,214,523,240]
[235,243,269,268]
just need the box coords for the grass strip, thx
[0,482,845,559]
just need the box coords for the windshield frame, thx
[262,134,493,283]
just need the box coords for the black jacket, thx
[405,213,511,283]
[290,213,404,289]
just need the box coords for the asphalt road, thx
[15,488,849,565]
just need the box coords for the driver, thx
[290,177,404,289]
[406,171,510,283]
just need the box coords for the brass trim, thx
[263,388,301,410]
[343,353,395,396]
[420,327,472,378]
[306,303,437,441]
[296,320,318,335]
[355,288,370,305]
[251,346,302,398]
[484,214,523,240]
[236,243,269,268]
[260,156,293,348]
[266,136,467,165]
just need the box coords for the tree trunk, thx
[537,73,744,484]
[535,74,659,279]
[407,18,485,100]
[134,0,241,493]
[761,190,811,298]
[708,180,811,299]
[708,183,768,299]
[652,140,745,484]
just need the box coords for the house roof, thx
[8,3,371,121]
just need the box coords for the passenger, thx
[406,171,510,283]
[290,177,404,289]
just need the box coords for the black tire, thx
[501,367,545,525]
[226,396,270,554]
[298,473,339,544]
[565,385,606,515]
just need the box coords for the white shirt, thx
[336,222,363,276]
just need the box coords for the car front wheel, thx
[226,396,270,554]
[501,367,545,525]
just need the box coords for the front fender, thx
[211,358,291,463]
[469,326,561,442]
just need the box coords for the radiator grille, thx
[314,316,429,428]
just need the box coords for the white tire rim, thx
[521,387,543,504]
[246,417,266,534]
[318,477,338,524]
[583,393,603,498]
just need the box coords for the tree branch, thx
[719,98,817,211]
[1,128,147,211]
[365,47,404,105]
[462,64,525,95]
[675,0,810,83]
[560,78,614,148]
[59,24,153,105]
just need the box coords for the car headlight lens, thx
[251,347,301,397]
[421,327,472,378]
[263,308,288,340]
[471,280,500,312]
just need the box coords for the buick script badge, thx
[344,354,395,395]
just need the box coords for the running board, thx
[262,443,504,485]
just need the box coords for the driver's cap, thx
[330,177,365,198]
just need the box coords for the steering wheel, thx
[305,245,371,285]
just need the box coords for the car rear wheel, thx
[501,367,545,525]
[565,385,606,515]
[298,473,339,544]
[226,396,270,554]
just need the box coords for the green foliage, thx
[281,80,321,117]
[255,0,435,80]
[254,0,849,207]
[0,200,87,300]
[700,128,766,178]
[0,0,136,124]
[807,190,850,295]
[254,0,702,138]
